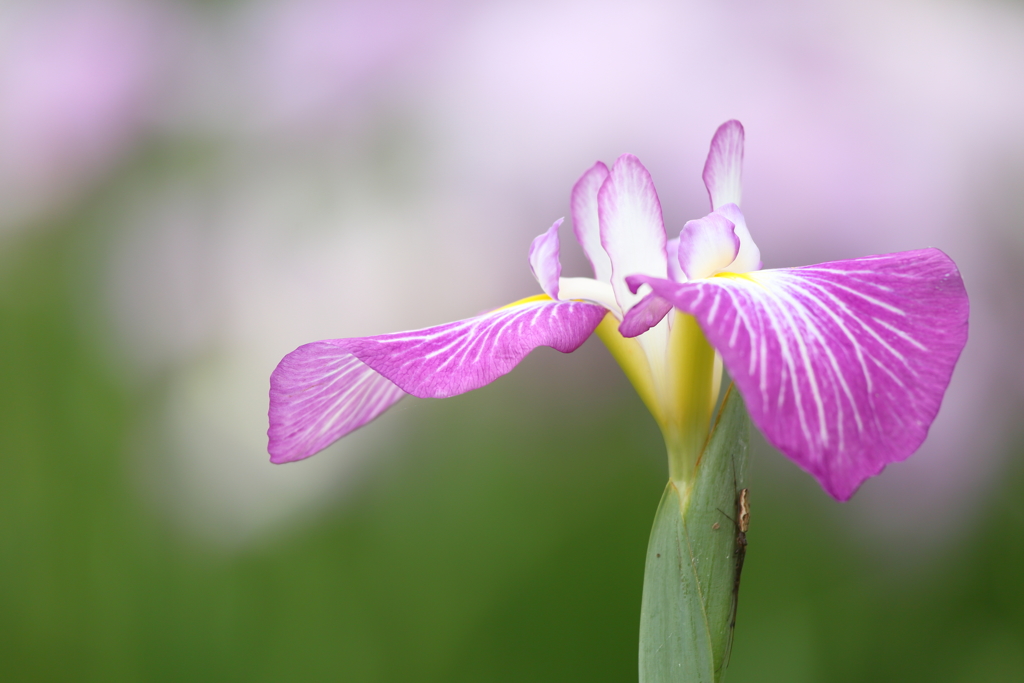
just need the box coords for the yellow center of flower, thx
[714,271,758,284]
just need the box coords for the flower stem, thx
[639,385,751,683]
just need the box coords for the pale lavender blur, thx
[0,0,175,232]
[9,0,1019,546]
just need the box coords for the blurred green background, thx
[2,1,1024,681]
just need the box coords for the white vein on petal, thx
[288,353,404,448]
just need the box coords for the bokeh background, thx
[2,0,1024,680]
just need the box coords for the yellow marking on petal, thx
[493,293,552,311]
[714,271,760,284]
[595,313,663,425]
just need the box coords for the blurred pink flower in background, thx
[236,0,458,133]
[93,0,1024,547]
[0,0,174,233]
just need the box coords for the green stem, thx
[639,385,750,683]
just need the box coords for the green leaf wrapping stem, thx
[639,385,750,683]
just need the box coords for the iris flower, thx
[268,121,968,501]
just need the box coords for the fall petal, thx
[347,297,605,398]
[628,248,969,500]
[269,297,605,463]
[269,344,406,464]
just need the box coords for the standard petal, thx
[598,154,668,311]
[269,344,407,463]
[347,297,606,398]
[571,161,613,283]
[702,120,744,210]
[677,211,740,280]
[715,203,761,273]
[529,218,563,299]
[629,249,969,500]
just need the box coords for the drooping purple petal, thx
[269,298,606,462]
[598,154,668,312]
[348,298,605,397]
[677,211,739,280]
[715,203,761,273]
[618,291,673,338]
[269,345,407,463]
[571,161,613,283]
[529,218,563,299]
[628,248,969,500]
[702,120,744,210]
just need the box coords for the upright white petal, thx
[702,120,744,210]
[598,154,668,312]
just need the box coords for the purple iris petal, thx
[529,218,563,299]
[627,248,969,500]
[349,298,605,396]
[702,120,744,210]
[618,291,674,339]
[269,298,606,462]
[269,345,407,464]
[571,161,613,283]
[598,154,668,311]
[677,211,739,280]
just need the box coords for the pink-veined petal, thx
[269,345,407,463]
[571,161,613,283]
[716,203,761,273]
[627,248,969,501]
[348,298,606,397]
[598,154,668,311]
[269,297,606,463]
[529,218,563,299]
[702,120,744,210]
[677,211,740,280]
